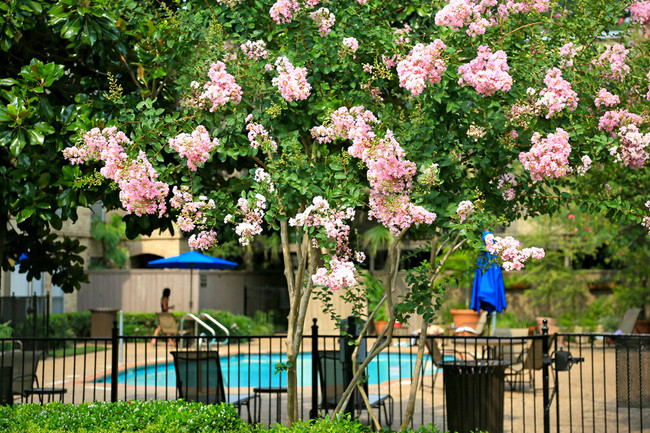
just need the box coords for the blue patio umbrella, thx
[470,232,506,314]
[147,251,237,311]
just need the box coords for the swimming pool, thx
[97,352,437,388]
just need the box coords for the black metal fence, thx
[0,321,648,433]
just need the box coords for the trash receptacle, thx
[0,365,12,406]
[616,335,650,408]
[441,359,509,433]
[90,308,118,338]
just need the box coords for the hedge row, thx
[0,401,446,433]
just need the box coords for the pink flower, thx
[594,88,620,108]
[272,57,311,101]
[535,68,578,118]
[170,186,216,232]
[343,37,359,52]
[519,128,572,182]
[629,1,650,26]
[199,61,242,111]
[310,7,336,37]
[396,40,447,96]
[456,200,475,223]
[568,214,575,220]
[270,0,300,24]
[168,125,220,171]
[484,234,545,271]
[458,46,512,97]
[497,172,517,201]
[592,44,630,82]
[240,40,268,60]
[188,230,218,250]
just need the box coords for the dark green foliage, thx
[0,402,445,432]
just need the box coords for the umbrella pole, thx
[190,265,194,313]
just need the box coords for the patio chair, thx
[504,334,556,391]
[618,308,643,334]
[0,349,66,403]
[316,350,393,426]
[170,350,258,422]
[453,310,488,336]
[421,337,474,388]
[493,328,529,364]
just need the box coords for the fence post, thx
[542,319,550,433]
[111,320,119,402]
[310,318,319,420]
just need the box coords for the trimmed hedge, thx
[0,401,447,432]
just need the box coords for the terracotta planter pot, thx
[450,309,480,336]
[373,320,389,335]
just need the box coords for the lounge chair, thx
[453,311,488,336]
[0,350,67,403]
[316,350,393,426]
[618,308,643,334]
[421,337,473,388]
[504,334,556,391]
[170,350,258,422]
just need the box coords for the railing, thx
[0,323,648,432]
[177,313,217,349]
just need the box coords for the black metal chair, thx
[316,350,393,426]
[171,350,258,422]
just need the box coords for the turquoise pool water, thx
[97,352,437,388]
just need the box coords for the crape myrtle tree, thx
[0,0,222,291]
[63,0,650,427]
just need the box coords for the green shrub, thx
[0,401,448,432]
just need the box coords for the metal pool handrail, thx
[178,313,216,349]
[199,312,229,346]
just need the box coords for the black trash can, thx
[441,359,509,433]
[0,365,13,406]
[90,308,119,338]
[616,335,650,408]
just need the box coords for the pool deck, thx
[23,338,649,432]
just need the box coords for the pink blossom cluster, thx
[383,54,400,69]
[116,151,170,217]
[312,258,357,292]
[484,233,545,271]
[272,57,311,101]
[435,0,550,37]
[312,106,436,235]
[535,68,578,118]
[396,40,447,96]
[290,196,356,260]
[519,128,572,182]
[576,155,592,176]
[598,110,644,133]
[629,1,650,26]
[418,163,441,187]
[245,115,278,151]
[343,37,359,52]
[365,131,417,194]
[168,125,220,171]
[456,200,475,223]
[592,44,630,82]
[368,193,437,236]
[594,88,620,108]
[394,24,412,45]
[598,110,649,168]
[188,230,218,251]
[310,8,335,36]
[611,125,650,169]
[199,61,242,112]
[170,186,216,232]
[558,42,577,68]
[497,172,517,201]
[457,46,512,97]
[269,0,300,24]
[64,126,129,166]
[311,106,378,155]
[63,127,169,217]
[253,168,275,192]
[225,194,267,246]
[240,40,268,60]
